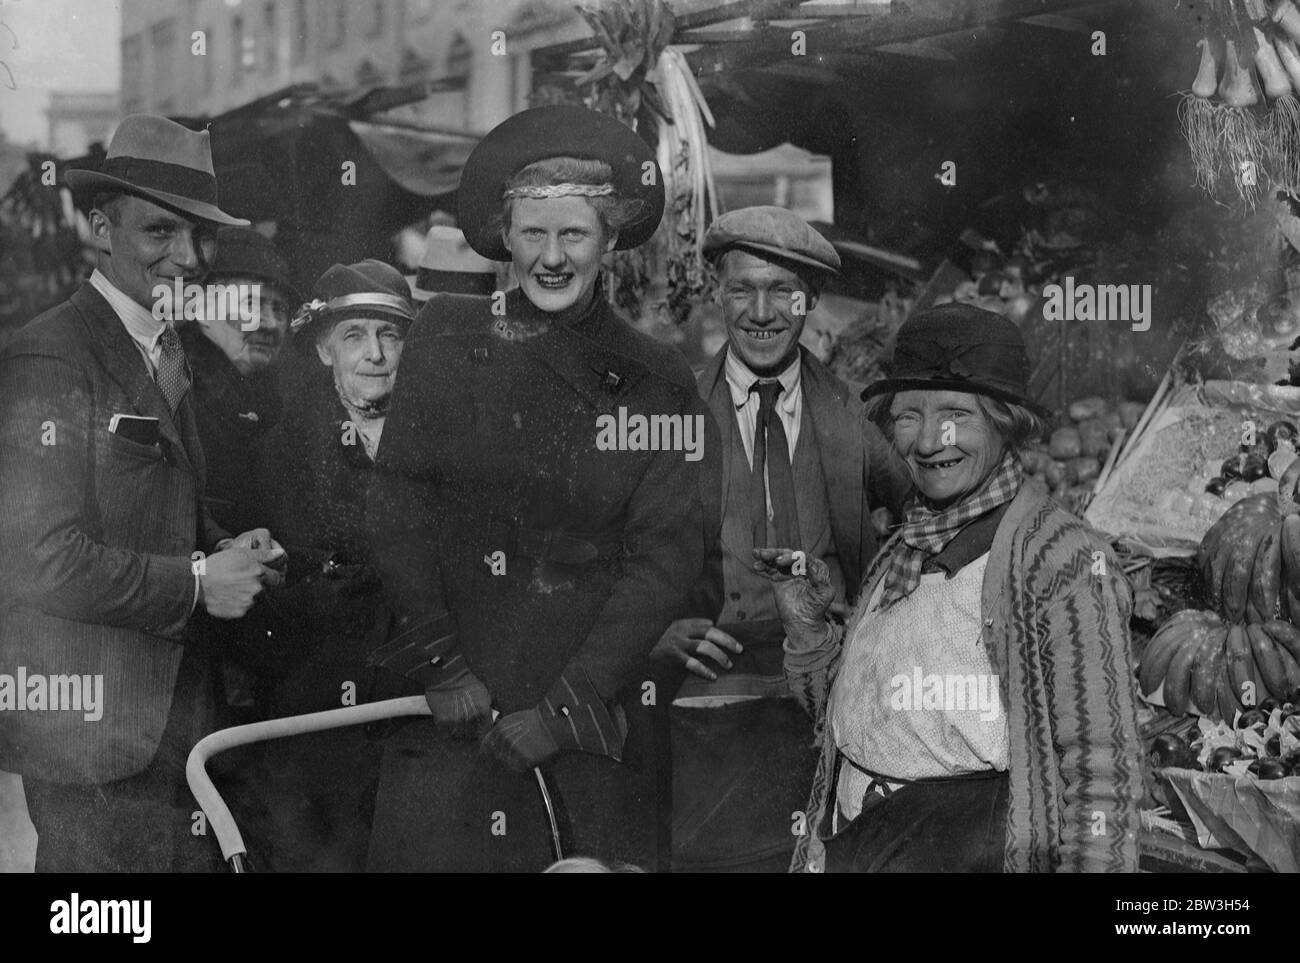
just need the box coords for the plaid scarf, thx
[877,448,1023,609]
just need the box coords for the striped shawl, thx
[786,480,1142,873]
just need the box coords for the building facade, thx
[46,91,121,158]
[120,0,586,132]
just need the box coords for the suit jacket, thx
[0,283,228,784]
[689,344,912,619]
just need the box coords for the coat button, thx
[736,611,746,620]
[729,591,741,601]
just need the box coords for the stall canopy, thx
[59,82,481,295]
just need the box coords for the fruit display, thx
[1018,395,1143,512]
[1147,703,1300,780]
[1167,419,1300,522]
[1137,606,1300,720]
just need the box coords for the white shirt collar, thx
[724,347,801,412]
[90,269,167,351]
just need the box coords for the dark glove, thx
[424,658,493,740]
[482,708,560,772]
[481,666,628,773]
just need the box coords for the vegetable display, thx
[1178,2,1300,208]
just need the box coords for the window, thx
[326,0,345,48]
[293,0,308,63]
[366,1,385,37]
[121,34,144,113]
[407,0,434,23]
[264,1,278,75]
[150,19,176,106]
[446,32,471,86]
[398,47,430,85]
[201,23,213,94]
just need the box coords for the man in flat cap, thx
[651,205,911,872]
[0,114,285,872]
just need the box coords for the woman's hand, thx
[751,547,836,649]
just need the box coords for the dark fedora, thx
[65,114,249,226]
[457,105,664,262]
[209,227,299,303]
[862,302,1052,418]
[291,259,415,334]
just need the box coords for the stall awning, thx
[347,120,478,198]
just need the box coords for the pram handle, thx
[185,696,433,869]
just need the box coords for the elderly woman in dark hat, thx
[758,303,1143,873]
[231,260,416,872]
[364,106,708,872]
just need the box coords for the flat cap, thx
[703,205,840,276]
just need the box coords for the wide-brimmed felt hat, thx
[862,302,1052,419]
[209,227,299,302]
[64,114,249,226]
[410,225,497,300]
[457,105,665,262]
[291,259,415,334]
[704,205,841,277]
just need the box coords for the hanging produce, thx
[1176,1,1300,209]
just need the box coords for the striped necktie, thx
[156,324,191,414]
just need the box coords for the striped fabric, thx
[786,480,1142,873]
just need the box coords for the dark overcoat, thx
[365,286,708,872]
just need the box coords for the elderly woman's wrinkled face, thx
[315,317,405,409]
[504,195,615,315]
[890,390,1004,507]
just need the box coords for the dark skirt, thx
[820,763,1010,873]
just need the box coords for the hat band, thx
[888,337,1029,392]
[415,267,496,293]
[99,155,219,205]
[502,183,614,199]
[291,292,414,332]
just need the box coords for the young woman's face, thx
[889,390,1004,507]
[504,196,615,316]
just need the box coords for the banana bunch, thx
[1139,610,1300,719]
[1198,493,1286,622]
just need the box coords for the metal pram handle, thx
[185,697,564,872]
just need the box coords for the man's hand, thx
[223,528,288,573]
[751,547,836,649]
[650,618,743,682]
[199,547,284,619]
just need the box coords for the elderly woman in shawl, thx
[757,302,1143,873]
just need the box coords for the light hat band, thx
[291,292,414,332]
[502,182,614,199]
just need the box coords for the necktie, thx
[156,324,191,415]
[750,380,799,550]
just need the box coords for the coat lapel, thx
[71,284,193,473]
[698,345,736,510]
[800,347,867,589]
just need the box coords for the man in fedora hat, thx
[651,206,911,871]
[0,114,286,872]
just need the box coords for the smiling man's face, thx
[718,249,815,375]
[91,195,216,311]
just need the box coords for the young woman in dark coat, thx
[365,106,711,872]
